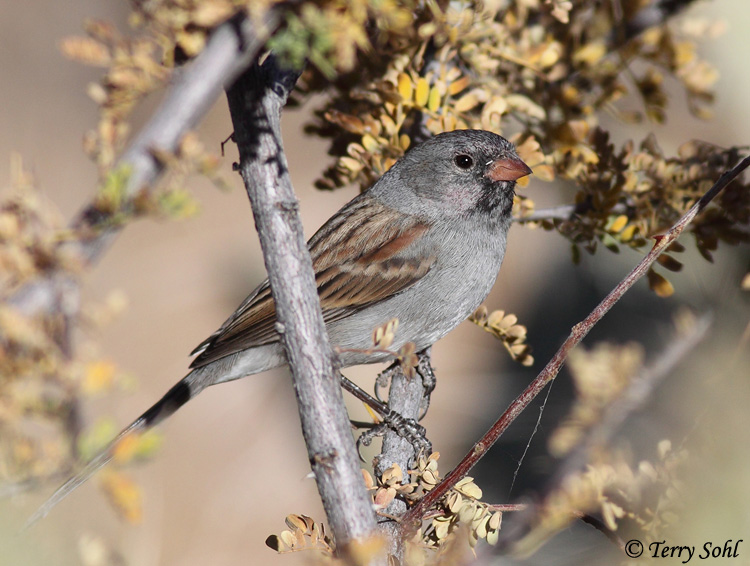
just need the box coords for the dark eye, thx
[454,154,474,169]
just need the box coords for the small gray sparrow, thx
[30,129,531,522]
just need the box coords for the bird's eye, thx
[454,154,474,169]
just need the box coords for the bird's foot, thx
[355,410,432,461]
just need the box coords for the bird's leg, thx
[416,347,436,420]
[339,373,431,460]
[374,349,436,419]
[374,361,398,403]
[339,374,388,415]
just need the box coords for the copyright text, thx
[625,539,743,563]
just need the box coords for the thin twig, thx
[578,513,627,552]
[488,503,528,513]
[399,155,750,537]
[513,204,579,223]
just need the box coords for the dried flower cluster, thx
[534,133,750,295]
[514,440,688,557]
[515,314,700,555]
[296,1,747,295]
[0,159,161,518]
[60,10,227,225]
[60,19,169,174]
[265,513,335,555]
[469,305,533,366]
[64,0,748,297]
[267,453,504,560]
[367,453,504,552]
[1,4,236,514]
[268,414,688,560]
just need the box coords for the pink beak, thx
[485,157,532,182]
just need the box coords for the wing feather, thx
[190,196,434,368]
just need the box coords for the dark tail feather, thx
[25,376,195,528]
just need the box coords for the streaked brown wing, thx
[190,197,434,368]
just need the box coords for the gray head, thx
[370,129,531,221]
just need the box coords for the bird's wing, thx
[27,200,434,526]
[190,196,435,368]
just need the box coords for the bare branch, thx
[513,202,629,224]
[9,12,278,316]
[577,513,627,552]
[374,352,430,561]
[400,155,750,535]
[514,204,580,223]
[224,55,378,552]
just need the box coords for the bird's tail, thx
[25,370,205,528]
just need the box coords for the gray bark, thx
[225,55,379,553]
[374,361,427,562]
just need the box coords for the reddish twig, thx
[399,154,750,536]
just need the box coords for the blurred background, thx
[1,1,748,564]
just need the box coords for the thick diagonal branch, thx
[225,56,378,551]
[10,12,277,316]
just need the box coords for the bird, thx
[28,129,531,524]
